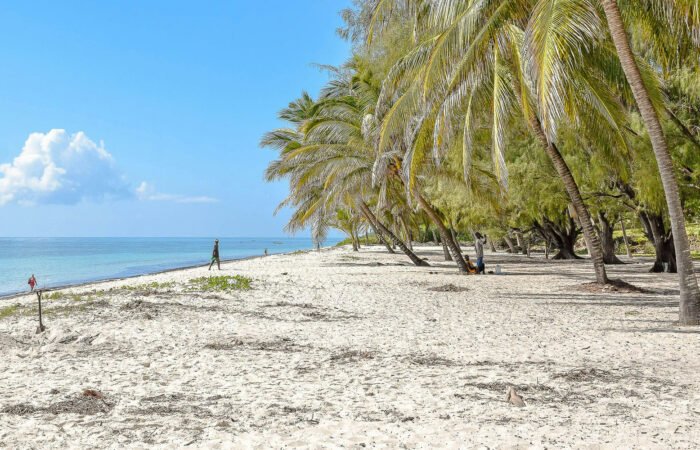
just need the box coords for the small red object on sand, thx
[82,389,104,399]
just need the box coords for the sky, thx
[0,0,352,237]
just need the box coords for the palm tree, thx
[369,0,619,283]
[261,77,428,267]
[599,0,700,324]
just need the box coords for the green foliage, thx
[261,0,700,268]
[122,281,176,291]
[0,304,20,320]
[188,275,252,292]
[336,233,382,246]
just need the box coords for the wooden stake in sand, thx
[36,290,46,334]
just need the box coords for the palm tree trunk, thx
[529,116,608,284]
[399,215,413,251]
[442,239,453,261]
[360,208,395,254]
[450,227,462,253]
[620,219,632,258]
[351,230,359,251]
[602,0,700,324]
[359,202,428,266]
[431,228,439,244]
[414,192,469,272]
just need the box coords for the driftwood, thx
[505,387,525,407]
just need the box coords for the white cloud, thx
[0,129,218,207]
[135,181,218,204]
[0,129,129,205]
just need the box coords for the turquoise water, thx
[0,237,339,296]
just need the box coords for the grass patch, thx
[44,300,111,317]
[123,281,176,291]
[0,304,21,320]
[188,275,252,292]
[45,291,108,302]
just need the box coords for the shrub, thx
[188,275,252,292]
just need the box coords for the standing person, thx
[28,274,37,292]
[474,233,487,274]
[208,239,221,271]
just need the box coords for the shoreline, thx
[0,246,331,301]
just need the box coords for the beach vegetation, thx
[188,275,252,292]
[0,304,20,320]
[45,291,65,300]
[121,281,177,292]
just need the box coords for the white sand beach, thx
[1,246,699,448]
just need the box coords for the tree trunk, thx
[504,235,516,253]
[535,215,582,260]
[441,240,452,261]
[399,215,413,251]
[360,208,395,254]
[351,230,359,251]
[515,230,527,255]
[598,212,624,264]
[526,236,531,258]
[529,116,608,283]
[488,238,497,253]
[449,220,462,253]
[620,219,632,258]
[359,202,428,266]
[414,192,469,272]
[602,0,700,324]
[639,211,677,273]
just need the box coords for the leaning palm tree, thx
[598,0,700,323]
[262,83,428,266]
[520,0,700,323]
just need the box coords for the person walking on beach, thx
[474,233,487,274]
[208,239,221,270]
[28,274,37,292]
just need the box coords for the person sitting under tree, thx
[463,255,478,274]
[208,239,221,270]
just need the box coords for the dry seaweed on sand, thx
[204,337,310,353]
[575,279,651,294]
[263,301,318,309]
[1,390,113,416]
[428,284,469,292]
[552,368,617,382]
[408,354,459,367]
[329,349,376,363]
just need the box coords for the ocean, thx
[0,237,340,297]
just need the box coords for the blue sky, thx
[0,0,351,237]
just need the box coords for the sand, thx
[0,245,699,449]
